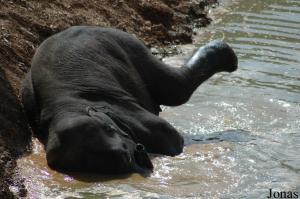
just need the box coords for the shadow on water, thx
[53,170,136,183]
[184,129,257,145]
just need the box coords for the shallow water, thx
[18,0,300,198]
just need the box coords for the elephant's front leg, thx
[130,111,184,156]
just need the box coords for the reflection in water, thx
[19,139,239,198]
[18,0,300,198]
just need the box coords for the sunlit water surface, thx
[18,0,300,198]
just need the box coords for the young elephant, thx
[21,26,238,174]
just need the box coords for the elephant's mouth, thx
[106,114,154,173]
[109,116,154,173]
[133,143,154,173]
[86,105,154,173]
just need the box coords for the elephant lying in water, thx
[21,26,238,174]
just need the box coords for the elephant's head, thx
[45,106,153,175]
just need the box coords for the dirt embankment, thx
[0,0,217,198]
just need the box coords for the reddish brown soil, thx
[0,0,217,198]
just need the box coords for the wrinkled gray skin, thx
[21,26,238,174]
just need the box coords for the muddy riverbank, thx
[0,0,217,198]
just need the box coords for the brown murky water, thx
[18,0,300,198]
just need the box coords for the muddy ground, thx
[0,0,217,198]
